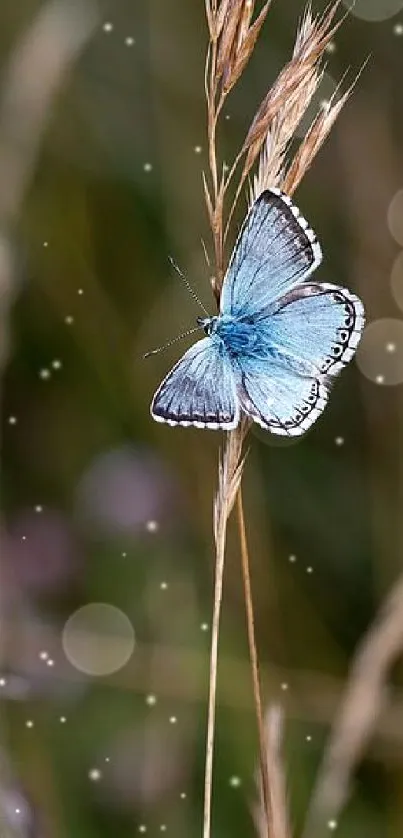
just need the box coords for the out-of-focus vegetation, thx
[1,1,403,836]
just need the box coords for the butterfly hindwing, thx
[267,282,365,377]
[220,188,322,319]
[234,353,329,436]
[151,337,239,429]
[233,282,364,435]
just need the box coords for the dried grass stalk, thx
[253,707,291,838]
[302,574,403,837]
[202,3,357,838]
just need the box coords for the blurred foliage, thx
[1,0,403,836]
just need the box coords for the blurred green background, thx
[1,0,403,836]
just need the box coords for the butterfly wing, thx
[151,337,239,429]
[220,188,322,319]
[234,283,364,436]
[235,356,328,436]
[267,282,365,377]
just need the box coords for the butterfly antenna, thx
[143,325,203,359]
[168,256,210,315]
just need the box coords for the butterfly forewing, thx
[220,188,322,319]
[151,337,239,429]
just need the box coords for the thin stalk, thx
[203,506,227,838]
[237,486,272,838]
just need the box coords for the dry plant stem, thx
[203,493,227,838]
[237,486,272,838]
[253,707,291,838]
[203,4,354,838]
[302,574,403,838]
[204,427,246,838]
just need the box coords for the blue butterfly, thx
[150,188,365,436]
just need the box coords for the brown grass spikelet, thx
[204,0,272,287]
[240,1,343,177]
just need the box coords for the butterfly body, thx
[151,189,365,436]
[198,314,269,359]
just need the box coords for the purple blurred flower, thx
[75,446,178,536]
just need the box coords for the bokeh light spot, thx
[229,776,242,787]
[343,0,403,21]
[390,251,403,311]
[356,318,403,385]
[63,603,135,676]
[388,189,403,245]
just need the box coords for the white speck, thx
[143,162,153,172]
[306,735,312,742]
[306,566,313,574]
[146,694,157,706]
[194,145,202,154]
[65,315,74,325]
[394,23,403,35]
[169,716,177,724]
[8,416,17,425]
[229,775,242,787]
[121,551,127,558]
[335,436,344,446]
[180,792,186,799]
[15,808,20,815]
[103,22,113,32]
[105,756,110,763]
[26,720,34,728]
[39,651,48,661]
[78,289,83,296]
[160,581,168,590]
[43,241,48,247]
[35,505,43,513]
[288,554,296,563]
[223,162,229,173]
[325,40,336,53]
[39,368,51,380]
[21,536,26,541]
[52,359,62,370]
[160,826,167,833]
[89,768,102,782]
[0,678,6,687]
[386,341,396,352]
[225,113,230,120]
[281,682,288,691]
[46,658,55,667]
[146,519,158,533]
[376,374,385,384]
[328,821,337,831]
[125,36,135,46]
[200,622,209,631]
[60,716,66,723]
[139,826,147,834]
